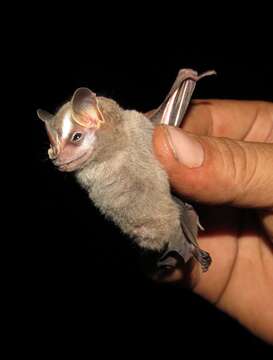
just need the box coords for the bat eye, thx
[71,132,83,143]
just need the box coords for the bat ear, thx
[37,109,54,122]
[37,109,59,145]
[71,88,105,128]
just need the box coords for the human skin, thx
[151,100,273,344]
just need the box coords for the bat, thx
[37,68,215,276]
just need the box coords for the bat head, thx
[37,88,122,172]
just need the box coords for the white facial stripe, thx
[61,111,73,139]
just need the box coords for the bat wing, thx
[148,68,215,272]
[147,68,216,127]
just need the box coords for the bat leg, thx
[184,202,205,231]
[172,195,212,272]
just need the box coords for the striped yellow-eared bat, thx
[37,69,215,275]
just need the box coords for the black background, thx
[15,14,273,355]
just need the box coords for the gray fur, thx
[76,109,182,251]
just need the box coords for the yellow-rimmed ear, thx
[71,87,105,128]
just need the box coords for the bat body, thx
[76,107,196,263]
[37,69,214,273]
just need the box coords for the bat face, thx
[37,88,106,172]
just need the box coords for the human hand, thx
[152,100,273,344]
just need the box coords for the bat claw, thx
[193,248,212,272]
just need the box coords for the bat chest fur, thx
[77,145,155,228]
[75,110,176,244]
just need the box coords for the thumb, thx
[153,125,273,208]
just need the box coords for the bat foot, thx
[193,248,212,272]
[139,239,212,276]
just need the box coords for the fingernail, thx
[165,127,204,168]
